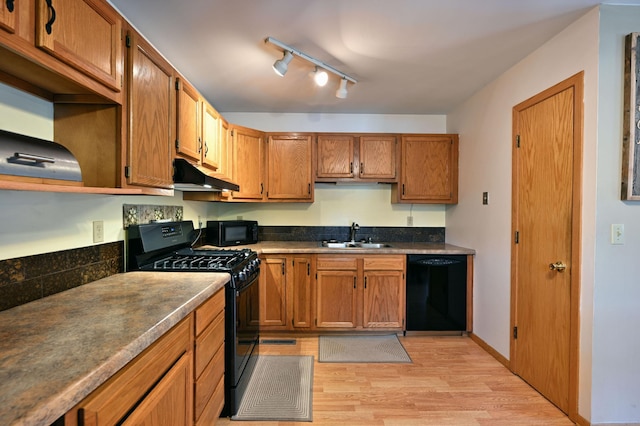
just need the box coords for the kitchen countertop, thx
[0,271,229,426]
[208,241,475,255]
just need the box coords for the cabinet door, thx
[267,134,313,201]
[359,135,396,179]
[35,0,122,91]
[363,270,404,328]
[217,118,232,180]
[175,77,201,162]
[316,270,357,328]
[398,134,458,203]
[120,353,193,426]
[260,256,287,328]
[291,256,312,329]
[126,31,174,189]
[0,0,17,33]
[230,125,265,200]
[316,134,354,179]
[202,102,220,171]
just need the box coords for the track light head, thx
[273,50,294,76]
[313,67,329,87]
[336,78,348,99]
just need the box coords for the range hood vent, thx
[173,158,239,192]
[0,129,82,183]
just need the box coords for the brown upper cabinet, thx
[0,0,17,33]
[393,134,459,204]
[226,125,265,201]
[266,133,314,201]
[315,134,397,183]
[175,77,201,162]
[202,102,221,172]
[124,29,174,190]
[35,0,123,92]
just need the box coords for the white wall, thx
[220,112,447,226]
[446,7,600,421]
[591,6,640,424]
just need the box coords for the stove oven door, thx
[225,275,259,416]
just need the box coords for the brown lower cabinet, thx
[259,254,405,332]
[64,288,225,426]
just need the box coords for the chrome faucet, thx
[349,222,360,242]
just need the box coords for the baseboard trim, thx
[468,332,509,368]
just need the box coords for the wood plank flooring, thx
[215,335,575,426]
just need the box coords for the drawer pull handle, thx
[45,0,56,35]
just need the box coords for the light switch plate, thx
[611,224,624,245]
[93,221,104,243]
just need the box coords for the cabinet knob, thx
[549,261,567,272]
[6,0,14,13]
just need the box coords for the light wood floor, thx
[216,335,575,426]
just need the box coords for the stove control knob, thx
[238,271,247,281]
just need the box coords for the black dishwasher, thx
[406,255,467,332]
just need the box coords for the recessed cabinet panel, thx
[126,31,174,189]
[395,134,459,204]
[267,134,313,200]
[202,103,221,171]
[35,0,122,91]
[175,78,201,162]
[359,135,396,179]
[316,134,354,178]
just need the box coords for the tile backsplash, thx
[122,204,184,228]
[0,242,123,312]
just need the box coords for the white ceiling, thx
[108,0,640,115]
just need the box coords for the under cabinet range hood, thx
[0,129,82,183]
[173,158,239,192]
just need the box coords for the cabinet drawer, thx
[196,376,225,426]
[195,310,224,378]
[75,316,193,426]
[195,288,225,336]
[317,256,358,270]
[363,255,405,270]
[194,344,224,421]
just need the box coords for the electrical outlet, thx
[93,221,104,243]
[407,216,413,227]
[198,215,203,229]
[237,215,243,220]
[611,224,625,244]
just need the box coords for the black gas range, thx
[126,220,260,418]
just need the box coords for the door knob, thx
[549,261,567,272]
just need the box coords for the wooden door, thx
[259,256,287,328]
[398,135,458,203]
[316,270,357,328]
[267,134,313,200]
[230,125,264,200]
[175,78,201,162]
[120,353,193,426]
[36,0,122,91]
[0,0,17,33]
[511,73,583,416]
[291,256,312,328]
[363,270,404,328]
[316,134,355,179]
[126,31,174,189]
[359,135,396,179]
[202,103,220,171]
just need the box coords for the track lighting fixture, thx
[272,50,294,76]
[265,36,357,99]
[335,78,348,99]
[313,67,329,87]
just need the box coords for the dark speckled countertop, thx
[205,241,475,255]
[0,271,229,426]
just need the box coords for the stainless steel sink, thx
[320,241,392,249]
